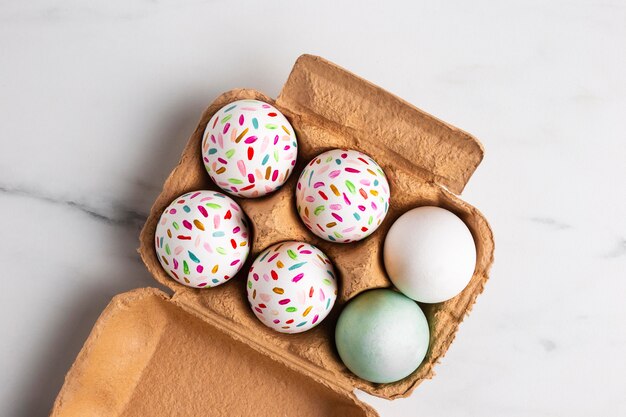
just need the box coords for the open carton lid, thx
[52,55,494,417]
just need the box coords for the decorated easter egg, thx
[295,149,390,243]
[201,99,298,198]
[335,289,430,383]
[384,206,476,303]
[247,241,338,333]
[155,190,250,288]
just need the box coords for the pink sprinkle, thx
[271,170,279,181]
[292,273,304,283]
[320,288,326,301]
[345,167,360,173]
[358,205,366,211]
[223,122,230,134]
[214,214,220,229]
[343,193,351,205]
[329,170,341,178]
[173,259,179,269]
[239,114,244,125]
[332,213,343,222]
[170,208,177,214]
[371,202,378,210]
[182,220,192,230]
[253,273,259,281]
[329,204,342,210]
[300,250,312,254]
[197,206,208,217]
[273,319,280,324]
[314,181,324,188]
[273,135,279,145]
[248,173,255,183]
[218,157,227,164]
[360,179,371,186]
[244,136,258,144]
[203,243,213,253]
[196,265,204,273]
[190,192,201,199]
[230,259,240,266]
[210,134,216,144]
[237,160,246,176]
[278,298,291,305]
[197,283,207,287]
[268,253,280,262]
[233,226,241,234]
[312,314,319,324]
[305,196,315,202]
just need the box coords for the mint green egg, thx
[335,289,430,383]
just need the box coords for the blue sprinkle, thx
[296,321,308,327]
[208,148,217,155]
[335,159,342,165]
[224,104,237,112]
[183,205,191,213]
[213,231,225,237]
[262,154,269,165]
[353,212,361,220]
[252,118,259,129]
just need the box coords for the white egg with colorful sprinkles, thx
[247,241,338,333]
[201,99,298,198]
[296,149,390,243]
[155,190,250,288]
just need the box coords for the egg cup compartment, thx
[138,55,494,400]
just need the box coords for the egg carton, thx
[51,55,494,417]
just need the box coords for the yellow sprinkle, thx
[212,264,219,274]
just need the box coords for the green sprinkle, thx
[323,279,332,286]
[287,249,297,260]
[165,244,171,255]
[334,231,343,238]
[247,280,252,289]
[265,123,277,129]
[188,251,200,263]
[183,260,190,275]
[345,180,356,194]
[221,114,232,123]
[225,149,235,158]
[216,247,226,255]
[206,203,221,209]
[368,216,373,225]
[172,222,180,230]
[274,149,279,162]
[286,307,297,312]
[314,206,325,215]
[228,178,243,184]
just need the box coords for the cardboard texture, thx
[51,55,494,416]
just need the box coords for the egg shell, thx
[335,289,430,383]
[247,241,338,333]
[384,206,477,303]
[201,99,298,198]
[155,190,250,288]
[295,149,390,243]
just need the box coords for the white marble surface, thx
[1,1,625,416]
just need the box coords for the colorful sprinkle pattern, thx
[155,190,250,288]
[202,99,298,198]
[296,149,390,243]
[247,241,338,333]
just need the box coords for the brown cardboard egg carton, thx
[51,55,494,417]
